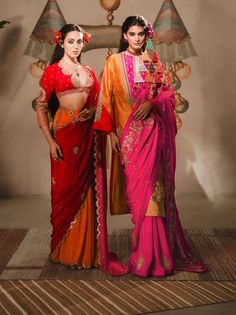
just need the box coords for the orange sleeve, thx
[93,56,115,133]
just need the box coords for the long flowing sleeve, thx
[93,56,115,133]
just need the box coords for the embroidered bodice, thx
[38,61,94,103]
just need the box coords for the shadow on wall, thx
[175,134,213,214]
[195,0,236,194]
[0,15,33,196]
[0,15,23,94]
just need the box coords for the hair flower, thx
[83,32,91,43]
[147,23,154,39]
[54,31,62,45]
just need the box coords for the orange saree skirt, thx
[50,107,98,268]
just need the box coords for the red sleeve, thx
[38,65,56,103]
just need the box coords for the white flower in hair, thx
[135,15,148,27]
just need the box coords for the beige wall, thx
[0,0,235,197]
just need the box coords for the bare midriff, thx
[53,89,90,131]
[57,88,90,111]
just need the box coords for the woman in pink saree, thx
[94,16,207,277]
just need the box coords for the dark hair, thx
[48,24,83,118]
[118,16,148,53]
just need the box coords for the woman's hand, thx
[76,106,96,122]
[49,140,63,161]
[110,132,120,155]
[133,101,152,120]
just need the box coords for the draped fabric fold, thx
[50,118,94,256]
[48,65,128,276]
[50,119,128,275]
[94,52,207,277]
[120,86,206,276]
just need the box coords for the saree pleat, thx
[50,112,95,264]
[130,217,173,277]
[51,185,98,267]
[94,52,206,277]
[120,88,207,276]
[49,107,128,275]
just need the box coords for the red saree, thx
[48,69,127,276]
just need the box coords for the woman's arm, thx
[94,56,115,133]
[36,66,63,160]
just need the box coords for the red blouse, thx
[39,61,95,103]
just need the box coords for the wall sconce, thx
[23,0,66,78]
[153,0,197,115]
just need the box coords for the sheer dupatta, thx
[120,85,207,274]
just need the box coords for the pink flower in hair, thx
[147,23,154,39]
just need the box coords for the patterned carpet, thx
[0,228,235,280]
[0,229,235,314]
[0,279,235,314]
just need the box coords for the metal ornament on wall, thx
[152,0,196,114]
[24,0,66,78]
[0,20,10,29]
[153,0,197,62]
[99,0,121,56]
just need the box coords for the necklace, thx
[59,58,81,75]
[58,58,93,88]
[59,58,83,87]
[126,48,142,56]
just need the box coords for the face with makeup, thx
[124,25,146,54]
[61,30,84,60]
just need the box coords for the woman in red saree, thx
[36,24,127,276]
[94,16,207,277]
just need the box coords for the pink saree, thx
[94,52,207,277]
[120,84,207,277]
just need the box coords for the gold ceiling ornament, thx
[30,60,48,79]
[162,62,190,114]
[175,61,191,80]
[100,0,121,56]
[100,0,121,12]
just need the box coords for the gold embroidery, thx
[121,117,155,166]
[146,181,165,216]
[161,255,170,269]
[58,59,94,89]
[36,87,48,112]
[137,255,144,270]
[73,146,80,154]
[94,87,103,122]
